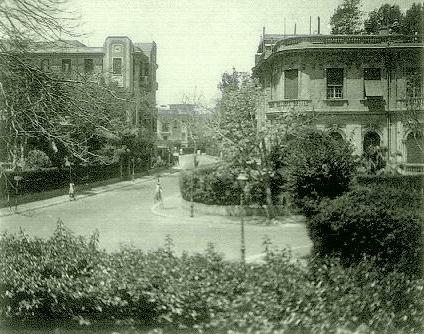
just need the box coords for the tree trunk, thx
[264,173,275,220]
[260,138,275,220]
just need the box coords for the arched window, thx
[363,131,380,153]
[329,131,343,143]
[406,132,423,163]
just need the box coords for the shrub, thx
[308,186,423,276]
[356,174,424,191]
[25,149,51,170]
[179,163,267,206]
[0,224,423,333]
[281,130,357,215]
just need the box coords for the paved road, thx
[0,171,311,261]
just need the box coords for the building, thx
[157,104,195,148]
[31,36,158,131]
[253,34,424,170]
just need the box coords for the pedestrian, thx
[69,182,75,201]
[153,177,164,208]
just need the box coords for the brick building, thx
[253,34,423,171]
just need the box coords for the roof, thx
[32,39,103,54]
[134,42,153,55]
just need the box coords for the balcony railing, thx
[268,99,312,112]
[274,34,423,50]
[398,163,424,175]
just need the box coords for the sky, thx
[69,0,418,105]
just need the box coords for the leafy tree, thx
[213,70,314,219]
[401,2,424,35]
[364,4,403,34]
[330,0,363,34]
[280,130,357,216]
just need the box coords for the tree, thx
[0,0,138,169]
[330,0,363,34]
[213,70,314,219]
[364,4,403,35]
[401,2,424,35]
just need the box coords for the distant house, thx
[253,33,424,172]
[157,104,197,148]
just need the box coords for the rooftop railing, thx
[273,34,423,51]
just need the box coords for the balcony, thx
[398,163,424,175]
[267,99,312,114]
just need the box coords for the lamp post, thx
[237,173,248,264]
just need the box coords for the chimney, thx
[317,16,321,35]
[309,16,312,35]
[294,23,297,35]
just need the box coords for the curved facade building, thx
[253,34,423,170]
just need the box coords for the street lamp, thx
[237,172,248,264]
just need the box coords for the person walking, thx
[153,177,164,208]
[69,182,75,201]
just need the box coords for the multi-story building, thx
[253,34,423,170]
[157,104,195,148]
[31,36,158,131]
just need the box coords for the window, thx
[162,122,170,132]
[144,63,149,76]
[84,59,94,73]
[326,68,344,99]
[181,132,186,140]
[364,68,382,97]
[40,59,49,71]
[61,59,71,73]
[173,120,178,129]
[112,58,122,75]
[406,68,422,98]
[284,69,298,99]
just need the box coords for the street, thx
[0,171,311,261]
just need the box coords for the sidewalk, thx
[0,169,176,218]
[152,193,306,226]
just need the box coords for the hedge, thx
[0,223,423,333]
[0,161,152,200]
[179,163,268,206]
[307,186,423,276]
[356,174,424,191]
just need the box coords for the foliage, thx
[359,145,387,175]
[307,186,423,276]
[402,2,424,35]
[1,223,423,333]
[179,163,267,206]
[214,69,314,218]
[330,0,363,34]
[25,150,51,170]
[356,174,424,191]
[364,4,403,34]
[280,129,356,216]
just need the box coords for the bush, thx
[308,186,423,276]
[179,163,267,206]
[280,130,357,215]
[357,174,424,191]
[0,224,423,333]
[25,149,51,170]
